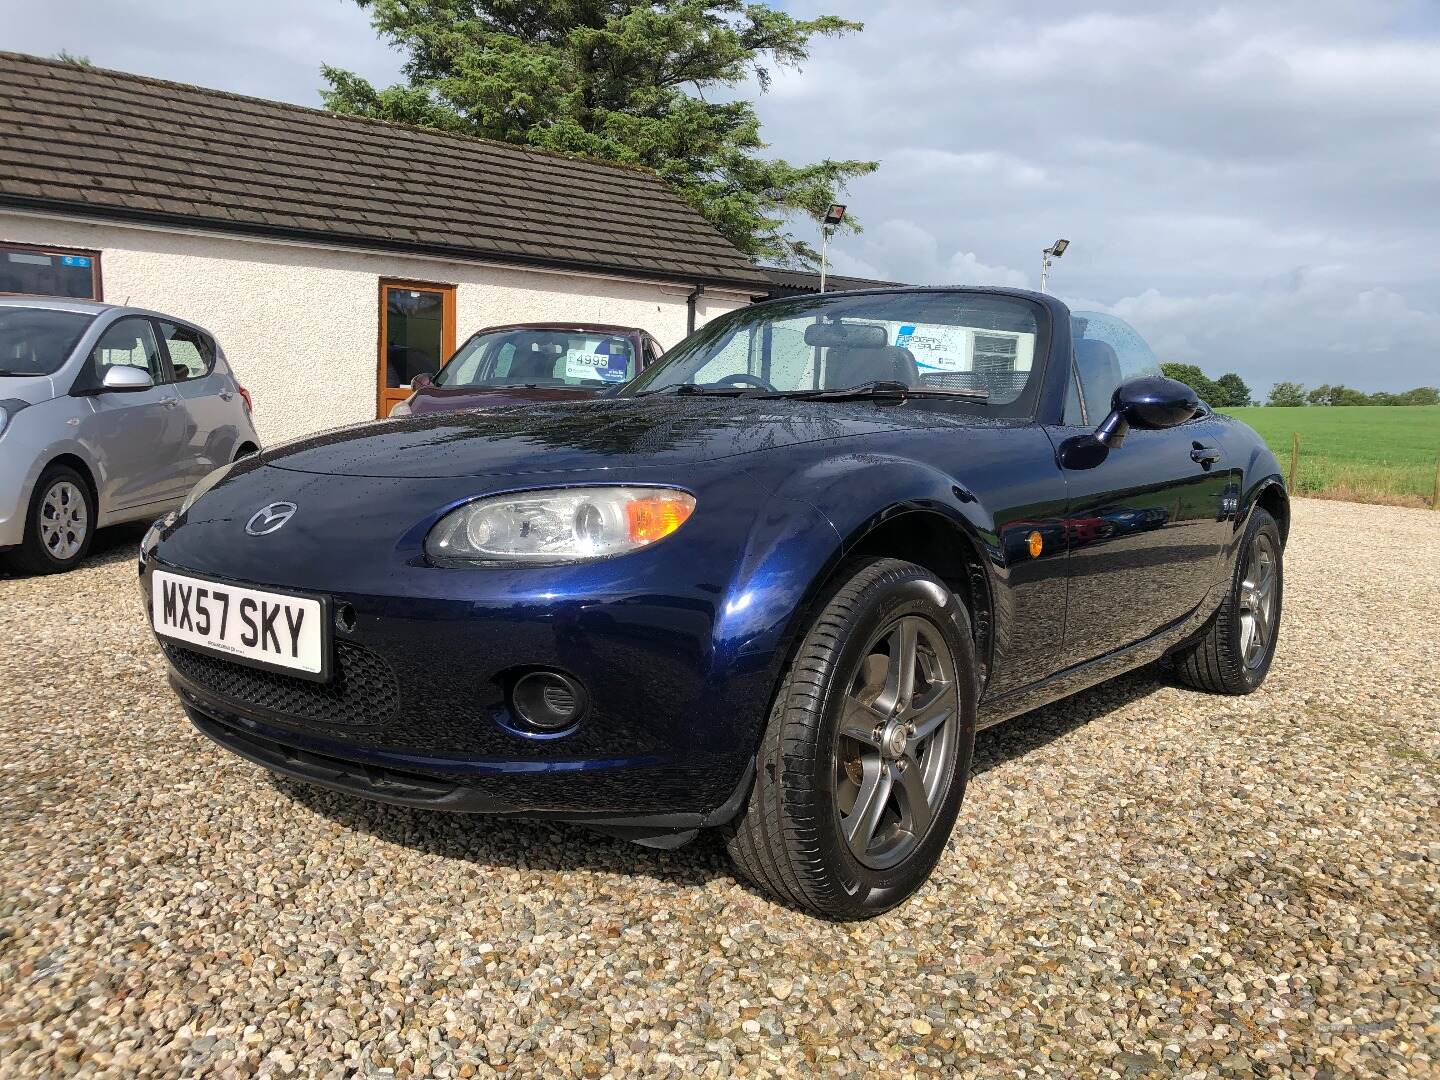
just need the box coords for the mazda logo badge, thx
[245,502,297,536]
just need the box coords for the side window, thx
[1070,311,1162,421]
[643,337,663,368]
[690,326,756,384]
[158,321,214,382]
[490,342,517,380]
[1062,368,1086,426]
[90,317,165,383]
[767,324,817,388]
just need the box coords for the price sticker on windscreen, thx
[565,340,631,383]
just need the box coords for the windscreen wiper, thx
[782,380,990,402]
[636,383,769,398]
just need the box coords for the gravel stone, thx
[2,501,1437,1077]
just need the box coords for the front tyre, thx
[725,558,977,920]
[1173,506,1283,694]
[5,465,95,575]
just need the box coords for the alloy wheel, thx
[834,615,959,870]
[38,481,88,562]
[1238,531,1277,669]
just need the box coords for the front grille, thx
[163,639,399,727]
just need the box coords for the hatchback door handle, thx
[1191,442,1221,465]
[219,390,234,401]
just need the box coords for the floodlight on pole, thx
[819,203,847,293]
[1040,238,1069,293]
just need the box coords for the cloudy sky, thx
[8,0,1440,392]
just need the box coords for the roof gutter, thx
[0,197,769,296]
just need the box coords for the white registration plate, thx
[152,569,329,680]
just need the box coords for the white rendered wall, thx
[0,211,751,445]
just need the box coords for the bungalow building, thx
[0,52,768,443]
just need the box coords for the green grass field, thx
[1221,405,1440,506]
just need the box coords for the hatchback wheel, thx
[6,466,95,575]
[725,558,977,919]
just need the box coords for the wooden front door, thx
[377,280,456,418]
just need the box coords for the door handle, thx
[1190,442,1221,465]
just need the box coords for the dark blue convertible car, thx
[141,287,1287,919]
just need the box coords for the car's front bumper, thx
[137,463,818,835]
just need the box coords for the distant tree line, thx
[1159,364,1438,408]
[1159,364,1253,408]
[1263,382,1439,408]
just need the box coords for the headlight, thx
[426,486,696,564]
[180,461,237,514]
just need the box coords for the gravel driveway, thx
[2,499,1436,1078]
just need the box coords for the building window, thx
[0,243,102,300]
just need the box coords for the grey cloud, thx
[4,0,402,106]
[762,0,1440,389]
[6,0,1439,389]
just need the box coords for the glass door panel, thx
[378,282,454,418]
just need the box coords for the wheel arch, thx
[40,452,98,506]
[812,508,994,680]
[1253,479,1290,546]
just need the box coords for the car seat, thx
[822,345,920,390]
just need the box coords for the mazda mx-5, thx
[140,287,1287,919]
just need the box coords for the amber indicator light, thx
[1027,530,1044,558]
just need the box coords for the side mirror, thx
[411,373,434,390]
[101,366,155,393]
[1094,375,1199,448]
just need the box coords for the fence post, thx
[1288,432,1300,493]
[1433,451,1439,511]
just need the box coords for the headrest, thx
[512,334,567,357]
[823,345,919,389]
[1073,338,1120,370]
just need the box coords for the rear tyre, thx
[5,465,95,575]
[725,558,978,920]
[1173,507,1283,694]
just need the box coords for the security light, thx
[1040,238,1071,293]
[823,203,847,226]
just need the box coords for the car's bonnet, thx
[263,397,952,480]
[0,374,58,405]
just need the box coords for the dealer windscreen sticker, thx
[895,323,968,372]
[565,339,631,383]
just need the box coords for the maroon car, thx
[388,323,664,417]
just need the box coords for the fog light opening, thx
[335,603,357,633]
[510,670,587,733]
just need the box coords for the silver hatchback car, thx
[0,297,260,574]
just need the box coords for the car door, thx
[158,320,236,484]
[73,315,189,512]
[1047,312,1235,666]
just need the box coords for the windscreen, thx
[626,291,1046,412]
[0,307,95,376]
[435,329,637,389]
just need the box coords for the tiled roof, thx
[0,52,768,289]
[761,266,904,297]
